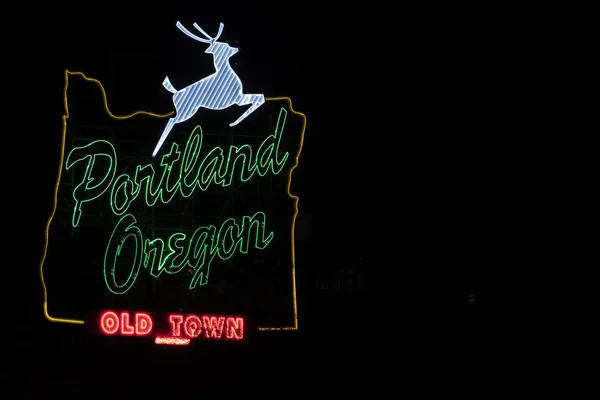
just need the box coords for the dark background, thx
[0,1,513,396]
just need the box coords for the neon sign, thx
[96,310,245,343]
[40,18,306,332]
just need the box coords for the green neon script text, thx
[65,108,289,227]
[104,211,273,294]
[61,108,290,293]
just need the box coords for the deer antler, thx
[175,21,223,43]
[194,22,223,42]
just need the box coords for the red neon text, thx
[99,311,153,336]
[168,314,244,340]
[97,310,245,341]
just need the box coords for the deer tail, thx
[162,77,177,94]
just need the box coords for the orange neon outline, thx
[40,70,306,331]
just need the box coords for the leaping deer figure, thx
[152,21,265,157]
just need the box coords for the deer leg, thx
[230,94,265,127]
[153,118,176,157]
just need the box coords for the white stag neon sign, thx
[153,21,266,157]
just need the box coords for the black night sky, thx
[1,1,506,396]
